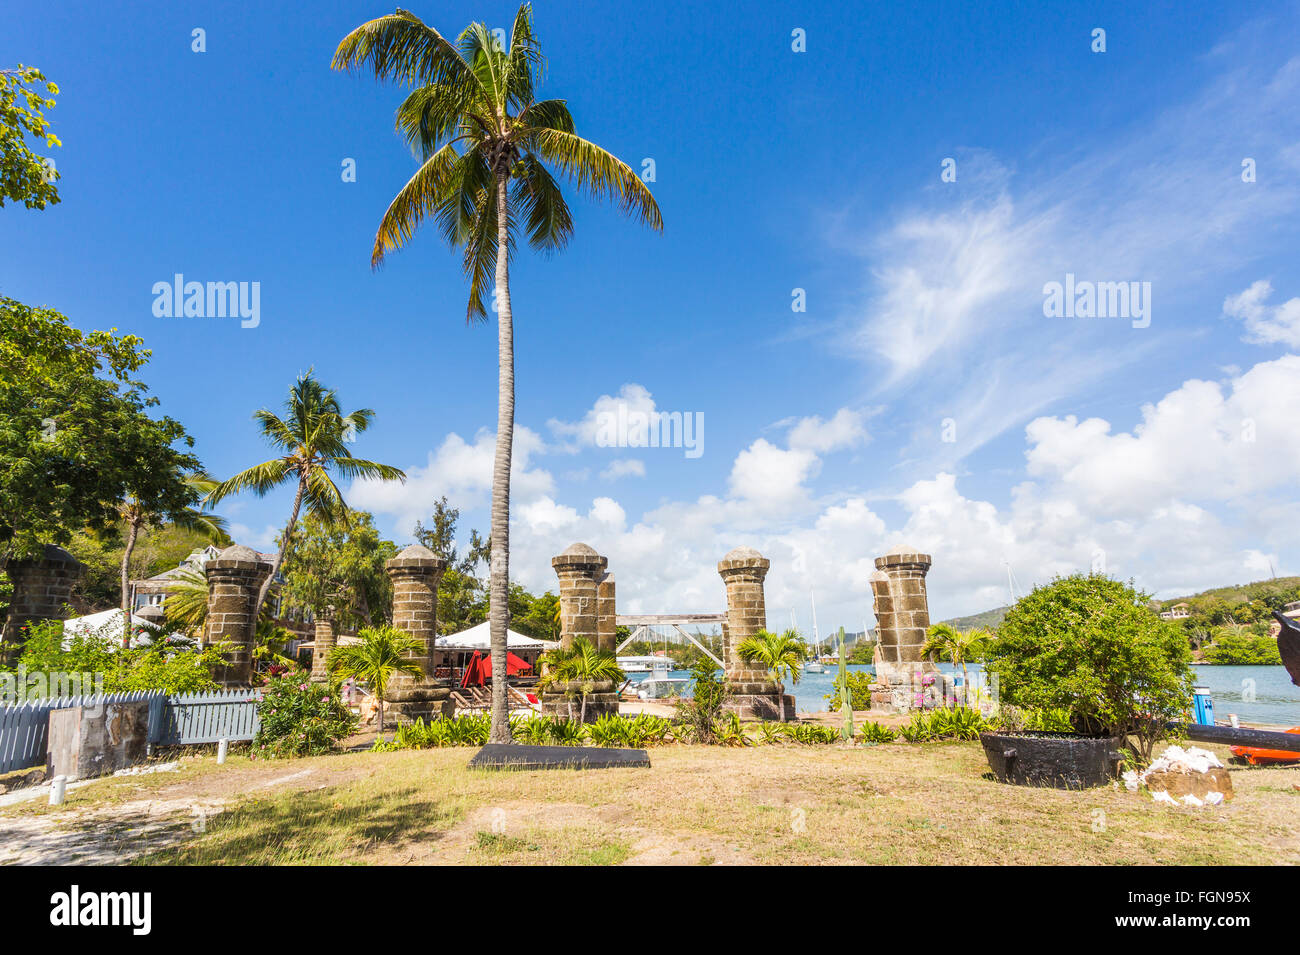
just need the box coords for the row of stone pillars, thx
[201,542,452,717]
[546,543,794,721]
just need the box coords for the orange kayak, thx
[1230,726,1300,765]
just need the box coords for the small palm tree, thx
[922,623,992,704]
[537,637,625,723]
[334,4,661,744]
[736,628,807,703]
[329,625,425,735]
[205,371,405,625]
[117,472,230,646]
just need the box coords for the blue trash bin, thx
[1192,686,1214,726]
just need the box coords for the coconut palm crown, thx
[333,3,661,744]
[205,371,405,625]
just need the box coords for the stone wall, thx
[596,572,617,653]
[310,612,336,684]
[1,545,84,644]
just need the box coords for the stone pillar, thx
[552,543,606,648]
[1,544,85,646]
[203,545,272,688]
[870,545,942,711]
[717,547,792,721]
[544,543,618,722]
[596,573,617,654]
[384,544,451,721]
[310,610,336,684]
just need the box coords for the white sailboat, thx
[805,589,826,673]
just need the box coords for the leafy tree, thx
[1,66,60,209]
[114,472,229,645]
[334,3,661,743]
[206,371,405,626]
[329,624,425,735]
[508,584,558,640]
[537,637,624,723]
[984,574,1193,761]
[1202,629,1283,666]
[736,628,807,701]
[0,299,201,560]
[281,510,398,631]
[412,496,489,635]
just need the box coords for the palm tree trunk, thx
[119,515,141,648]
[253,477,305,629]
[488,168,515,744]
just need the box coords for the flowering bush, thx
[254,675,357,758]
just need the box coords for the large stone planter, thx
[980,731,1124,789]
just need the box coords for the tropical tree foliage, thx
[329,624,425,734]
[0,298,201,563]
[1,66,60,209]
[922,622,992,702]
[334,3,661,743]
[537,637,625,723]
[206,371,405,625]
[736,628,807,699]
[281,510,398,632]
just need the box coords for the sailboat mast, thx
[810,588,820,657]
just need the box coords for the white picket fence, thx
[0,688,262,774]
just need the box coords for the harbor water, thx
[627,663,1300,726]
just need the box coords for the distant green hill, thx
[1154,575,1300,608]
[936,575,1300,635]
[939,606,1010,631]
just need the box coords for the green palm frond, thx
[522,128,662,230]
[736,628,808,687]
[205,458,293,504]
[332,8,478,91]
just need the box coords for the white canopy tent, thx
[434,621,544,650]
[60,608,152,648]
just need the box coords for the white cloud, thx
[1224,280,1300,347]
[727,439,819,507]
[786,408,868,452]
[600,459,646,480]
[347,426,553,535]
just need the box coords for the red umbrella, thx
[460,651,485,688]
[504,651,532,675]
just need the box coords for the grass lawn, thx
[1,739,1295,865]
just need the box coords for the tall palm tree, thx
[537,637,625,724]
[117,472,230,647]
[329,624,425,735]
[334,4,661,743]
[922,623,992,704]
[205,371,405,625]
[736,628,807,703]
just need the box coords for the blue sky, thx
[5,1,1300,630]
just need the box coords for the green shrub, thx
[898,707,993,742]
[512,713,554,746]
[254,676,357,758]
[858,720,897,744]
[984,573,1193,760]
[6,620,230,696]
[1201,630,1283,665]
[675,659,729,744]
[823,670,874,710]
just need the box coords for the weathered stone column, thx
[552,543,606,648]
[596,572,617,654]
[718,547,791,721]
[310,609,336,684]
[384,544,451,721]
[544,543,618,721]
[203,545,272,688]
[1,544,85,645]
[870,545,940,711]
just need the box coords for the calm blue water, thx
[630,663,1300,726]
